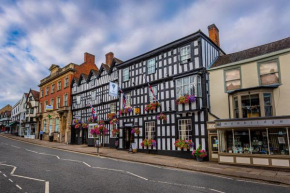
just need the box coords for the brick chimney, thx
[84,52,95,64]
[208,24,220,47]
[105,52,114,66]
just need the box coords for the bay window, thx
[241,94,260,118]
[145,121,155,140]
[259,60,280,86]
[178,119,192,140]
[176,75,201,98]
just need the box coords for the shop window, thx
[145,121,155,140]
[178,119,192,140]
[147,58,155,74]
[176,75,201,98]
[232,130,250,154]
[149,86,157,103]
[123,68,129,82]
[211,136,219,152]
[241,94,260,118]
[55,118,59,132]
[180,45,191,64]
[263,93,272,117]
[259,60,280,85]
[233,97,239,118]
[250,129,268,154]
[43,120,46,132]
[224,68,241,91]
[268,128,289,155]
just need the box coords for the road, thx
[0,136,289,193]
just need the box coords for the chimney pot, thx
[208,24,220,47]
[106,52,114,66]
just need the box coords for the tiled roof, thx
[211,37,290,68]
[31,90,40,101]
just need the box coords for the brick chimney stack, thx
[84,52,95,64]
[208,24,220,47]
[106,52,114,66]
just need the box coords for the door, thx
[209,135,219,161]
[123,127,132,149]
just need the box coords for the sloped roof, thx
[30,89,40,101]
[114,57,123,64]
[211,37,290,68]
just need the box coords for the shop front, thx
[24,123,36,139]
[209,116,290,168]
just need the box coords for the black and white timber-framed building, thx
[71,52,122,147]
[116,25,224,158]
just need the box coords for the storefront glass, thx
[268,128,289,155]
[250,129,268,154]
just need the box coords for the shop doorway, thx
[209,134,219,161]
[123,127,133,149]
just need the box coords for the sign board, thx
[134,107,140,115]
[131,142,137,150]
[46,105,53,111]
[109,82,118,97]
[88,124,97,138]
[216,118,290,129]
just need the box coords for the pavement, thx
[1,133,290,188]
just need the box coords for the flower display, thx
[192,145,207,158]
[174,139,194,149]
[141,139,156,147]
[145,102,161,112]
[107,113,117,120]
[90,128,100,137]
[110,118,118,125]
[88,116,97,123]
[75,124,81,129]
[98,119,105,125]
[131,128,140,135]
[96,124,108,135]
[73,119,82,125]
[112,128,119,136]
[157,113,167,121]
[176,94,196,104]
[120,107,133,114]
[82,123,88,129]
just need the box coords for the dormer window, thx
[147,58,155,74]
[180,45,191,64]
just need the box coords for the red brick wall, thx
[74,53,98,78]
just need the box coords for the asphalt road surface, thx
[0,136,289,193]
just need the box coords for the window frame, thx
[148,86,158,103]
[147,58,156,75]
[178,119,192,141]
[65,77,69,88]
[76,95,81,105]
[55,118,59,132]
[64,94,68,106]
[180,45,191,64]
[51,84,55,93]
[46,86,49,96]
[57,97,61,109]
[50,98,54,109]
[58,81,62,91]
[145,121,156,140]
[175,75,201,98]
[123,68,130,82]
[257,58,281,86]
[110,103,116,113]
[224,67,242,92]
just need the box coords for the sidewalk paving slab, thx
[1,133,290,186]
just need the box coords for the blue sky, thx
[0,0,290,108]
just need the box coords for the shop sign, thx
[216,118,290,128]
[46,105,53,111]
[134,107,140,115]
[109,82,118,97]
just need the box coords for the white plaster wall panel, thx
[195,138,200,149]
[201,124,205,135]
[194,40,198,46]
[219,156,234,163]
[167,139,171,150]
[212,154,218,159]
[172,138,175,150]
[158,138,161,149]
[171,100,175,110]
[157,126,161,136]
[195,124,199,136]
[185,104,189,111]
[173,64,177,75]
[195,57,199,68]
[162,138,166,150]
[171,115,175,123]
[271,159,290,167]
[253,158,269,165]
[236,157,251,164]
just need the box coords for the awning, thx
[8,121,19,126]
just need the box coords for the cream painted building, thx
[207,37,290,168]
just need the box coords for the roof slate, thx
[211,37,290,68]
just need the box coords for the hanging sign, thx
[109,82,118,97]
[134,107,140,114]
[46,105,53,111]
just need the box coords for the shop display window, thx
[250,129,268,154]
[233,130,250,154]
[268,128,289,155]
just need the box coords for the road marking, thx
[155,180,206,189]
[11,145,20,148]
[204,173,233,180]
[126,171,148,181]
[9,179,13,182]
[45,181,49,193]
[16,184,22,190]
[83,162,91,167]
[25,149,38,153]
[3,174,7,177]
[209,189,225,193]
[61,158,82,162]
[39,153,60,159]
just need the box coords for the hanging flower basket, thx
[110,118,118,125]
[121,107,133,114]
[141,139,156,147]
[82,123,88,129]
[131,128,140,135]
[96,124,108,135]
[73,119,82,125]
[176,95,196,104]
[75,124,81,129]
[98,119,105,125]
[145,102,161,112]
[112,128,119,137]
[88,116,97,123]
[157,113,167,121]
[107,113,117,120]
[174,139,194,150]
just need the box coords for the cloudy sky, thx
[0,0,290,108]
